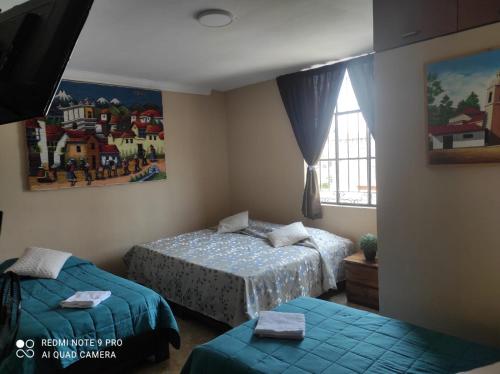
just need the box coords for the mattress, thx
[0,256,180,374]
[124,220,355,326]
[181,296,500,374]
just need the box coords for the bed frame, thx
[166,282,346,333]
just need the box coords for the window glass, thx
[318,71,375,206]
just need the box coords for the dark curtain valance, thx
[347,54,375,137]
[277,62,346,219]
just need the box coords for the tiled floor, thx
[132,292,375,374]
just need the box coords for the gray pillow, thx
[267,222,310,248]
[217,211,249,233]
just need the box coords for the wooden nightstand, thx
[344,252,379,310]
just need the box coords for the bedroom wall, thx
[224,80,377,243]
[0,91,230,273]
[376,22,500,347]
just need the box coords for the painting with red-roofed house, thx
[24,80,166,190]
[426,48,500,164]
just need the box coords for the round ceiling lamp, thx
[196,9,234,28]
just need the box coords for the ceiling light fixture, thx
[196,9,234,28]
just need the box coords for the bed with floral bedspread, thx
[124,220,355,326]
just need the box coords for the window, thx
[489,91,493,103]
[76,145,81,153]
[318,71,376,206]
[463,133,473,139]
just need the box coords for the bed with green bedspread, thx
[0,256,180,374]
[182,296,500,374]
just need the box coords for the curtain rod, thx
[300,51,374,72]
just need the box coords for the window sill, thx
[320,203,376,210]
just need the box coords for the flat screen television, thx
[0,0,94,125]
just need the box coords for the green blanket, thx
[182,296,500,373]
[0,256,179,374]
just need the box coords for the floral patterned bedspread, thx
[123,220,355,326]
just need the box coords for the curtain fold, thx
[347,54,375,137]
[277,63,346,219]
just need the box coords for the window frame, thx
[318,75,376,208]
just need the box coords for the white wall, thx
[431,132,485,150]
[376,22,500,347]
[452,132,485,148]
[0,91,230,273]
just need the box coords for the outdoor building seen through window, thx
[318,71,376,206]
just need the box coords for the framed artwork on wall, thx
[25,80,166,190]
[426,48,500,164]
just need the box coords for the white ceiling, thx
[2,0,373,94]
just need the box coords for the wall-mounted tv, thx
[0,0,94,126]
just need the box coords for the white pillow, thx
[217,211,249,233]
[5,247,72,279]
[267,222,310,248]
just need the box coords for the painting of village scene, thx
[426,48,500,164]
[25,80,166,190]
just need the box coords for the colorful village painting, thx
[426,48,500,164]
[25,80,166,190]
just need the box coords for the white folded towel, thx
[254,311,305,340]
[60,291,111,308]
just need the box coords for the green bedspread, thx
[182,296,500,374]
[0,256,179,374]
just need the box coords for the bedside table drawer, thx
[345,263,378,289]
[346,281,379,309]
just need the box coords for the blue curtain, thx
[277,62,346,219]
[347,54,375,138]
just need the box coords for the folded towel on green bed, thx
[254,311,305,340]
[60,290,111,308]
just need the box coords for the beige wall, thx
[0,91,230,273]
[0,76,376,275]
[376,23,500,346]
[225,80,377,243]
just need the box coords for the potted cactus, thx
[359,234,377,262]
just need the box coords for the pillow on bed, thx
[267,222,310,248]
[217,211,249,233]
[4,247,72,279]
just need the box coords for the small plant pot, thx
[363,247,377,262]
[359,234,377,262]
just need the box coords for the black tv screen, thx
[0,0,93,125]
